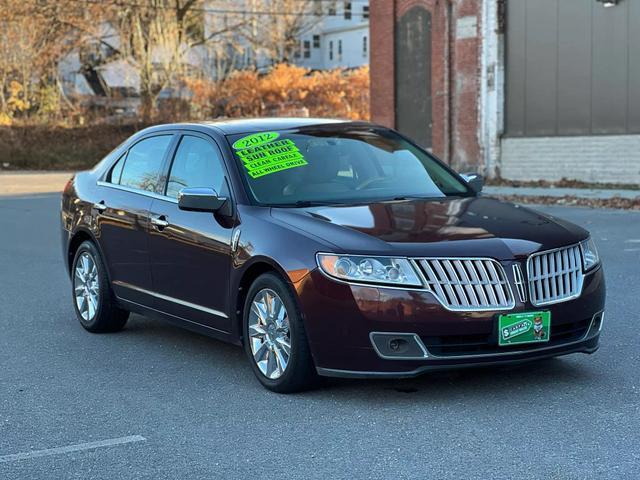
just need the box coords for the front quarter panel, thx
[230,205,338,335]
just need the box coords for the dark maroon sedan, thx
[60,118,605,392]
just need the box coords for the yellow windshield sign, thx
[232,132,280,150]
[234,133,308,179]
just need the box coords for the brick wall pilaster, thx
[370,0,483,171]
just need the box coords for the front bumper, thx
[317,330,600,378]
[297,264,605,378]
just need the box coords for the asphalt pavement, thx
[1,194,639,480]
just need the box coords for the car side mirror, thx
[461,173,484,194]
[178,187,228,213]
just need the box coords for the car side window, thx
[118,135,172,193]
[165,135,226,199]
[107,153,126,184]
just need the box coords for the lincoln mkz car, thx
[60,119,605,392]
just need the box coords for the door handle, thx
[93,201,107,213]
[150,215,169,229]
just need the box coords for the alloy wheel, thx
[73,252,100,321]
[248,288,291,379]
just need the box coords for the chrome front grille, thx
[527,245,584,306]
[415,258,514,311]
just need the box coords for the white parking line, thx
[0,435,146,463]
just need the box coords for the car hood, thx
[270,196,589,260]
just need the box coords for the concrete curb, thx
[484,186,639,200]
[0,171,74,196]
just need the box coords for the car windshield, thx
[227,126,471,206]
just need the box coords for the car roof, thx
[123,118,380,151]
[199,117,352,135]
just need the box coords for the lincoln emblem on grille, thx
[512,264,527,303]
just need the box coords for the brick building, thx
[370,0,640,185]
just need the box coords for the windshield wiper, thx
[271,200,344,208]
[376,196,434,202]
[379,194,467,202]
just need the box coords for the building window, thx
[338,39,342,60]
[344,2,352,20]
[294,41,301,58]
[362,36,368,57]
[329,40,334,61]
[303,40,311,59]
[313,35,320,49]
[363,6,369,19]
[328,4,336,16]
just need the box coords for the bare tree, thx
[107,0,244,121]
[0,0,332,122]
[0,0,103,120]
[235,0,331,66]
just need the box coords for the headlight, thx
[580,237,600,271]
[317,254,423,287]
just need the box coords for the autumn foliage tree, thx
[185,63,370,121]
[0,0,369,125]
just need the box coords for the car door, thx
[96,133,175,306]
[147,133,234,332]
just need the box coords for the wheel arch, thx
[67,230,94,272]
[67,228,111,283]
[233,258,294,343]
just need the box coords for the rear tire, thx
[71,240,129,333]
[243,273,318,393]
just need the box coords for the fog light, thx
[370,333,428,359]
[388,338,409,353]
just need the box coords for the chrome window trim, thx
[411,257,516,312]
[369,332,429,360]
[178,190,220,197]
[112,280,228,318]
[526,243,584,307]
[96,129,236,207]
[96,181,178,204]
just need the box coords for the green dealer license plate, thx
[498,311,551,346]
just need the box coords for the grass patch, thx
[0,124,146,170]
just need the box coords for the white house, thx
[58,2,370,105]
[293,1,370,70]
[202,0,370,74]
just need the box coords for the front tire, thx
[71,241,129,333]
[243,273,318,393]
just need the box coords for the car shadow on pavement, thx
[322,357,600,402]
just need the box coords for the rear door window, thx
[118,135,172,193]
